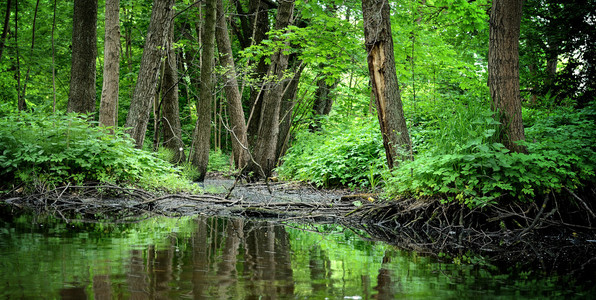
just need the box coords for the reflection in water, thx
[0,212,595,299]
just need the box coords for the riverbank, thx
[2,176,596,277]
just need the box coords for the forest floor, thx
[2,174,596,276]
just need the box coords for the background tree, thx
[0,0,10,62]
[161,19,185,164]
[125,0,174,148]
[191,0,216,181]
[67,0,97,114]
[489,0,526,153]
[520,0,596,107]
[362,0,412,169]
[99,0,120,129]
[215,0,250,170]
[248,0,295,178]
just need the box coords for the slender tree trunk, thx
[0,0,11,63]
[276,61,304,162]
[14,0,24,111]
[215,0,250,170]
[243,0,271,148]
[248,0,295,178]
[21,0,39,99]
[99,0,121,130]
[161,21,186,164]
[19,0,40,108]
[362,0,413,169]
[488,0,526,153]
[68,0,98,114]
[51,0,57,112]
[309,76,339,132]
[124,0,174,148]
[190,0,216,181]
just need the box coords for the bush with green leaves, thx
[386,102,596,208]
[278,116,386,189]
[0,111,198,193]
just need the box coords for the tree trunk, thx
[242,0,271,148]
[488,0,526,153]
[0,0,11,63]
[99,0,120,130]
[161,21,185,164]
[67,0,98,114]
[362,0,413,169]
[19,0,40,108]
[51,0,57,112]
[215,0,250,170]
[309,76,339,132]
[124,0,174,148]
[14,0,24,111]
[190,0,216,181]
[276,61,304,163]
[248,0,295,178]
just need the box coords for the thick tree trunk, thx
[190,0,216,181]
[99,0,120,130]
[124,0,174,148]
[161,22,185,164]
[488,0,526,153]
[215,0,250,170]
[68,0,98,114]
[248,0,295,178]
[362,0,413,169]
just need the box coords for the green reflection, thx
[0,210,594,299]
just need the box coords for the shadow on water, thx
[1,205,595,299]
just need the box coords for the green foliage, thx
[386,102,596,208]
[207,149,233,174]
[0,111,197,193]
[278,116,385,189]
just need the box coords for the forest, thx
[0,0,595,233]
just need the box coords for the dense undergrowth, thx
[279,97,596,209]
[0,111,201,194]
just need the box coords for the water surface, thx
[0,209,594,299]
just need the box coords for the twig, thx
[564,187,596,219]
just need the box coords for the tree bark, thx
[215,0,250,170]
[68,0,98,114]
[19,0,40,109]
[362,0,413,169]
[309,76,339,132]
[276,60,304,163]
[161,21,186,164]
[0,0,11,63]
[190,0,216,181]
[488,0,526,153]
[248,0,295,178]
[124,0,174,148]
[99,0,121,130]
[14,0,23,111]
[242,0,271,148]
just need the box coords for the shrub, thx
[278,116,386,189]
[386,103,596,208]
[0,111,198,193]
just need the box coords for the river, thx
[1,206,595,299]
